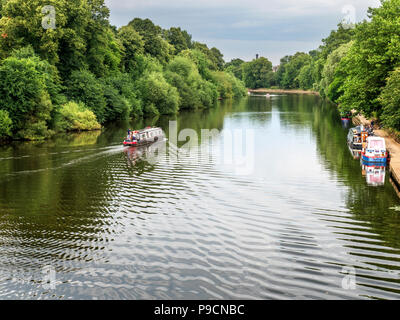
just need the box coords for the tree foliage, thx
[242,57,273,89]
[0,1,248,140]
[379,68,400,130]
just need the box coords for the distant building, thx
[256,54,259,59]
[272,65,279,72]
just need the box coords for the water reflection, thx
[348,145,361,160]
[361,163,386,186]
[124,140,167,169]
[341,118,351,129]
[1,96,400,299]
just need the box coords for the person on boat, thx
[127,129,132,140]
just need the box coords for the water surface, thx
[1,94,400,299]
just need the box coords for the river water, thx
[1,94,400,299]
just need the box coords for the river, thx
[1,94,400,299]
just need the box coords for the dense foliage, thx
[0,0,245,140]
[227,0,400,131]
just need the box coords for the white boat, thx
[361,136,388,165]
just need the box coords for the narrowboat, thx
[361,136,388,165]
[123,127,164,147]
[347,125,369,150]
[348,144,361,160]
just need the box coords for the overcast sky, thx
[104,0,380,65]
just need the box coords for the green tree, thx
[339,0,400,116]
[64,70,107,123]
[128,18,173,65]
[193,42,224,71]
[165,56,218,109]
[118,25,145,73]
[0,0,117,78]
[297,63,313,90]
[104,72,143,118]
[164,27,192,53]
[242,57,273,89]
[0,50,54,139]
[320,41,353,102]
[225,58,245,80]
[379,67,400,130]
[137,72,180,115]
[281,52,311,89]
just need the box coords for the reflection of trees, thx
[0,134,122,269]
[277,94,400,250]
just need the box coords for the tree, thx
[297,63,313,90]
[275,55,290,87]
[320,41,353,102]
[0,49,54,139]
[339,0,400,117]
[242,57,273,89]
[165,56,218,109]
[128,18,173,65]
[179,49,212,79]
[164,27,192,53]
[137,72,180,115]
[379,67,400,130]
[118,25,145,73]
[281,52,311,89]
[225,58,245,80]
[64,70,107,123]
[0,0,117,79]
[193,42,224,71]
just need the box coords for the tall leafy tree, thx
[164,27,192,53]
[117,25,145,74]
[339,0,400,116]
[0,49,54,139]
[242,57,273,89]
[224,58,245,80]
[128,18,173,64]
[280,53,311,89]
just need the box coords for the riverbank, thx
[248,88,320,95]
[352,114,400,192]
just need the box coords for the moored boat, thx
[123,127,164,147]
[361,136,388,165]
[347,125,369,150]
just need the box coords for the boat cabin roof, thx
[366,136,386,149]
[134,127,162,134]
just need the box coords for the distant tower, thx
[256,54,259,59]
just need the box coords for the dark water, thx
[1,94,400,300]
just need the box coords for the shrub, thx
[0,53,54,135]
[0,110,12,138]
[55,102,101,132]
[65,70,107,124]
[137,72,180,115]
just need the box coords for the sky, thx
[104,0,381,65]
